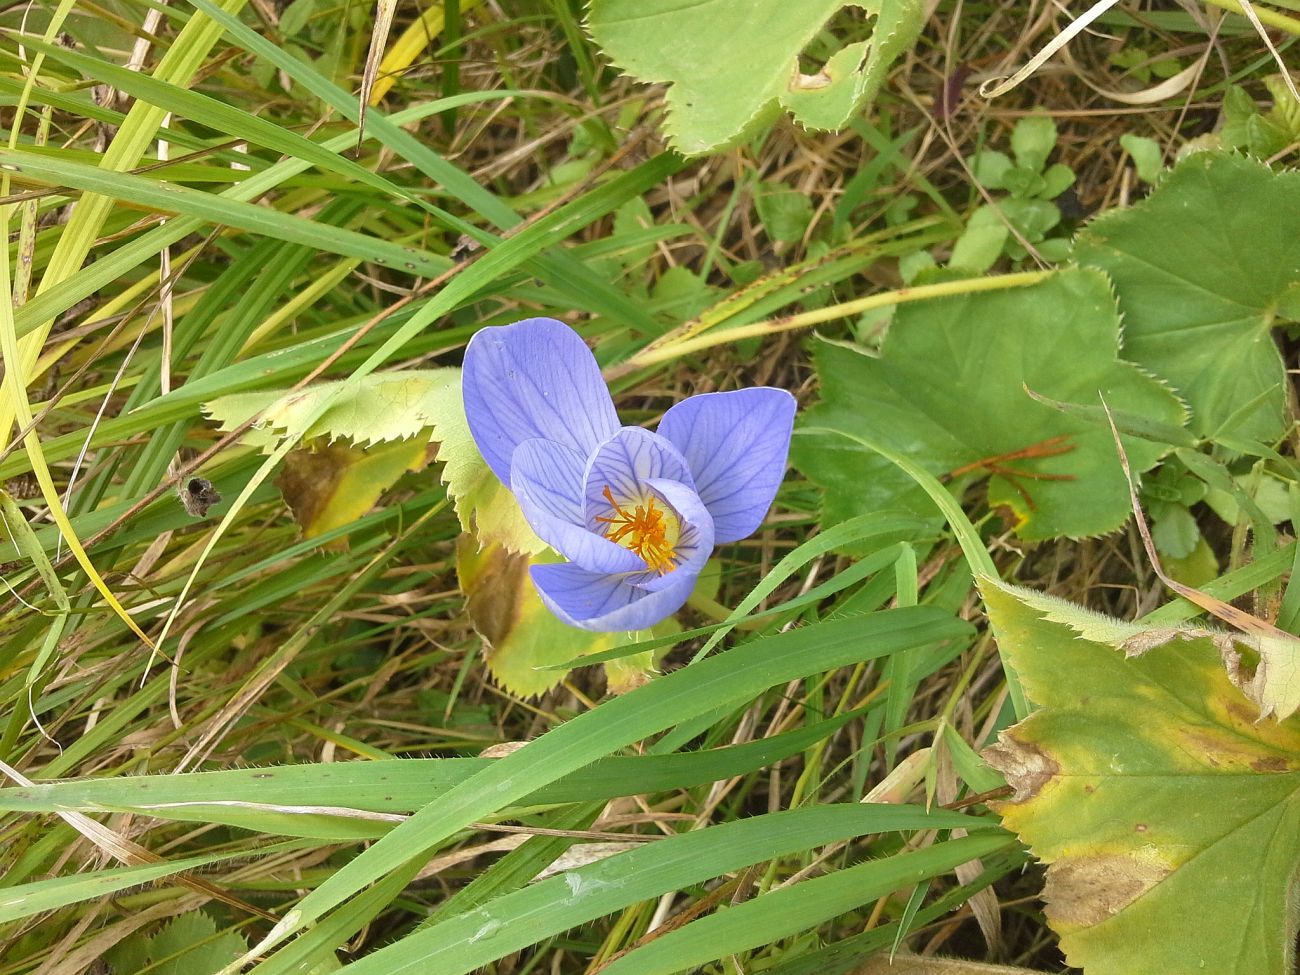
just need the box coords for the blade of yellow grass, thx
[367,0,486,105]
[0,0,248,439]
[0,13,162,649]
[621,270,1051,372]
[0,204,157,651]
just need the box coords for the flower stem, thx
[626,270,1054,368]
[1202,0,1300,35]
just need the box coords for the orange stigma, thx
[595,485,679,575]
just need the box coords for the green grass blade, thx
[9,96,479,337]
[0,148,447,276]
[795,426,1026,719]
[1,712,859,837]
[593,833,1013,975]
[238,609,970,965]
[333,806,1001,975]
[0,842,302,922]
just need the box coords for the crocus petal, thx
[530,561,700,632]
[530,479,714,631]
[511,439,643,574]
[462,318,619,484]
[656,388,795,543]
[582,427,694,530]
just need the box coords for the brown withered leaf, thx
[456,539,613,698]
[276,438,431,548]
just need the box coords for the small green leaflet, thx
[793,269,1187,540]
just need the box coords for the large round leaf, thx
[982,579,1300,974]
[1074,152,1300,443]
[794,269,1187,540]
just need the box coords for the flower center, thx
[595,485,680,575]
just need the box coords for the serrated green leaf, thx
[778,40,869,130]
[794,269,1187,539]
[148,911,247,975]
[980,579,1300,975]
[1024,386,1197,448]
[585,0,922,156]
[430,380,545,556]
[1074,152,1300,442]
[203,370,544,555]
[204,371,461,448]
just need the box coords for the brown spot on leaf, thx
[1252,755,1290,772]
[793,70,832,91]
[456,538,528,649]
[1134,823,1148,833]
[1043,854,1170,927]
[983,731,1059,802]
[1118,625,1199,657]
[480,741,530,758]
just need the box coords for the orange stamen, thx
[595,485,679,575]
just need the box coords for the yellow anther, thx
[595,485,680,575]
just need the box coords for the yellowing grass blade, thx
[0,0,247,438]
[358,0,399,146]
[367,0,486,105]
[0,204,157,652]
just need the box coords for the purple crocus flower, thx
[462,318,796,632]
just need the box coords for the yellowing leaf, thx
[204,370,545,555]
[980,578,1300,974]
[275,438,431,545]
[430,380,545,556]
[367,0,487,104]
[992,579,1300,721]
[457,539,612,698]
[204,370,462,448]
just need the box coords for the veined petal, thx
[511,439,643,574]
[462,318,619,484]
[530,478,715,630]
[531,559,700,632]
[656,388,795,543]
[582,427,695,529]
